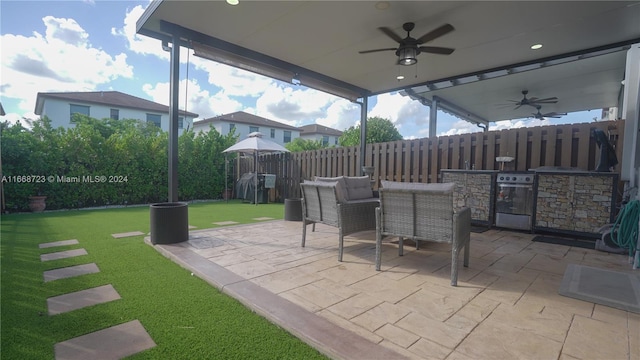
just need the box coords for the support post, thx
[168,34,180,202]
[429,96,438,138]
[359,97,368,175]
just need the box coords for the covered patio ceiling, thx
[137,1,640,125]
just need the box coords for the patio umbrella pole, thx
[225,155,228,204]
[254,152,258,205]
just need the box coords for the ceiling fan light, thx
[397,47,417,66]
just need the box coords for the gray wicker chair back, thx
[375,182,471,286]
[300,181,379,261]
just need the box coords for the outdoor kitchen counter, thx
[533,171,619,238]
[441,170,498,226]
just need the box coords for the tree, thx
[285,137,325,152]
[338,117,403,146]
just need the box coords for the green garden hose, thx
[610,200,640,266]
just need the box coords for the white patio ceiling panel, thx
[137,1,640,122]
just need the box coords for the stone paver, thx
[562,315,630,360]
[39,239,79,249]
[146,222,640,360]
[111,231,145,238]
[44,263,100,282]
[54,320,156,360]
[252,217,274,221]
[47,284,121,315]
[41,249,88,262]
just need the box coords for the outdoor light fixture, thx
[397,47,418,66]
[397,75,405,80]
[530,43,543,50]
[226,0,239,5]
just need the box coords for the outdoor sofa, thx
[300,176,379,261]
[375,180,471,286]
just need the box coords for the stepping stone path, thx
[41,249,88,262]
[48,284,121,315]
[44,263,100,282]
[40,238,156,358]
[213,221,239,225]
[252,217,274,221]
[111,231,145,238]
[54,320,156,360]
[40,239,79,249]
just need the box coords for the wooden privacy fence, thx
[234,120,624,201]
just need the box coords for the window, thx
[70,104,89,122]
[178,117,184,129]
[322,135,329,146]
[249,126,259,133]
[110,109,119,120]
[146,113,162,128]
[229,123,236,133]
[270,129,275,138]
[284,130,291,143]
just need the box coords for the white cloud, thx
[369,92,430,135]
[142,79,243,119]
[489,118,551,131]
[255,84,337,126]
[193,60,277,97]
[316,100,360,130]
[112,5,169,60]
[1,16,133,114]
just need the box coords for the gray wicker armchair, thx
[375,181,471,286]
[300,180,379,261]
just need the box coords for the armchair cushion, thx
[344,176,374,200]
[314,176,347,203]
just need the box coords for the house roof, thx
[34,91,199,117]
[299,124,342,136]
[195,111,299,131]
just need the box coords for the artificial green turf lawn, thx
[0,201,327,359]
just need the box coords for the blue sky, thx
[0,0,601,137]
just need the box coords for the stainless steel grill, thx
[495,172,534,230]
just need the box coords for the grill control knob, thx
[499,176,504,181]
[525,177,531,182]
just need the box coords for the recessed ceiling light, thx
[530,44,543,50]
[226,0,239,5]
[396,75,405,80]
[375,1,390,10]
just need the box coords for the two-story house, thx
[34,91,198,135]
[298,124,342,147]
[194,111,300,147]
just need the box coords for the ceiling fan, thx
[509,90,558,110]
[359,22,455,66]
[531,105,566,119]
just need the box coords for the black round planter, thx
[284,198,303,221]
[150,202,189,245]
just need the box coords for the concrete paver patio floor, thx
[149,221,639,360]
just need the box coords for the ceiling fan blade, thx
[416,23,454,44]
[378,27,404,43]
[358,48,398,54]
[418,46,455,55]
[531,97,558,103]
